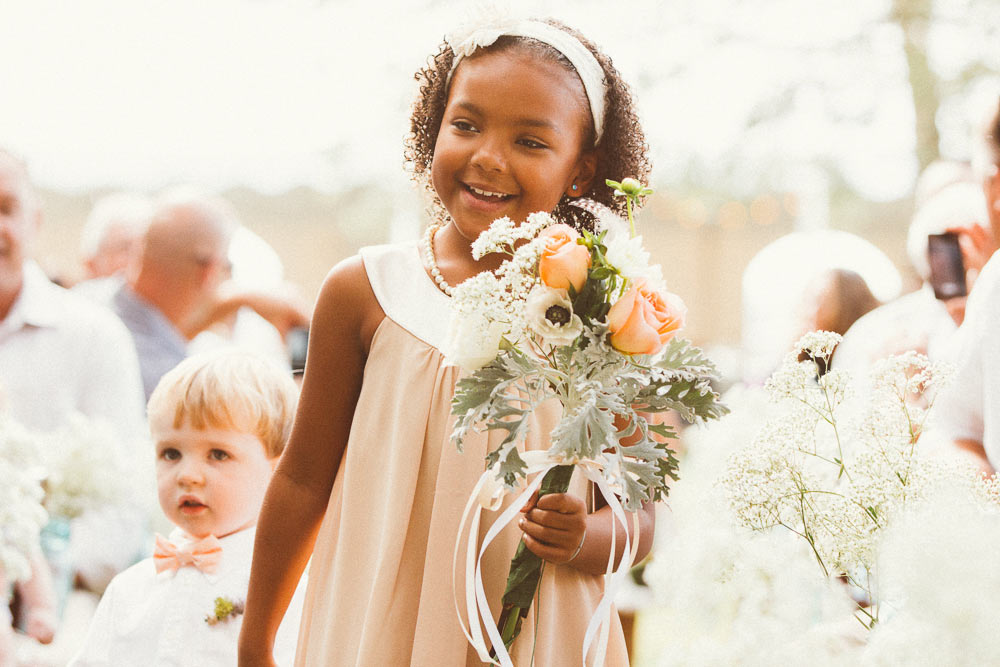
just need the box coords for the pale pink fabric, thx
[294,242,627,666]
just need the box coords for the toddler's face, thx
[153,424,275,539]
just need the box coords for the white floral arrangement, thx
[719,331,1000,628]
[41,412,132,520]
[640,333,1000,664]
[0,416,48,584]
[446,180,729,661]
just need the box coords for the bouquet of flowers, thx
[0,415,48,584]
[446,179,728,663]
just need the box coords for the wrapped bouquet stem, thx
[493,463,573,652]
[446,180,728,664]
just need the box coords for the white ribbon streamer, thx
[453,452,638,666]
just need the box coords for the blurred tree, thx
[618,0,1000,202]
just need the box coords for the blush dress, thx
[294,241,628,666]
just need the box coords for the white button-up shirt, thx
[935,251,1000,466]
[0,261,145,445]
[69,527,306,667]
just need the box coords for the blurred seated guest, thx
[935,97,1000,473]
[79,192,153,281]
[0,149,147,595]
[799,268,881,335]
[111,189,237,400]
[796,268,880,372]
[110,190,310,400]
[835,181,988,374]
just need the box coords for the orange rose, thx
[537,224,591,292]
[607,280,686,355]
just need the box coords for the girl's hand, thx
[518,491,587,564]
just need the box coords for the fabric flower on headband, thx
[445,18,521,58]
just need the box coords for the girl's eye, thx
[452,120,477,133]
[159,448,180,461]
[518,138,548,150]
[209,449,230,461]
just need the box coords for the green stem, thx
[626,197,636,238]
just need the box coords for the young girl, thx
[239,17,654,666]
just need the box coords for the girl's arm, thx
[238,257,382,666]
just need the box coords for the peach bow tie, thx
[153,533,223,574]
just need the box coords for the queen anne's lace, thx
[721,337,996,627]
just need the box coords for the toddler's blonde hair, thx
[147,350,298,458]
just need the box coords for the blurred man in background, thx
[109,189,236,400]
[0,148,145,449]
[78,192,153,282]
[0,148,148,639]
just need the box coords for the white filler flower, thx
[603,231,665,292]
[443,308,507,373]
[525,285,583,346]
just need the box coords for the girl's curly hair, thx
[403,19,651,230]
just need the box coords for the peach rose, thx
[607,279,686,355]
[538,224,591,292]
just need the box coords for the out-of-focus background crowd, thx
[2,0,999,664]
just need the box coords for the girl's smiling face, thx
[431,48,596,240]
[154,425,276,539]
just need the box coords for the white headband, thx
[445,19,608,144]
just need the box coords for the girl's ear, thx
[565,151,598,198]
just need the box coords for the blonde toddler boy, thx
[70,351,305,666]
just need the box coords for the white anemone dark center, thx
[545,305,572,326]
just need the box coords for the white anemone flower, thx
[525,285,583,346]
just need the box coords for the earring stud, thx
[572,184,578,191]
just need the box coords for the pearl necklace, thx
[422,223,454,297]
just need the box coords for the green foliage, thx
[450,330,727,510]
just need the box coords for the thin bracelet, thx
[567,528,587,563]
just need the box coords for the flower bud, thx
[619,177,644,196]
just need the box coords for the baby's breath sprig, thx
[204,596,245,626]
[605,177,653,238]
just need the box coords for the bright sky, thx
[0,0,996,200]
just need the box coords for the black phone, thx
[287,326,309,373]
[927,232,966,300]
